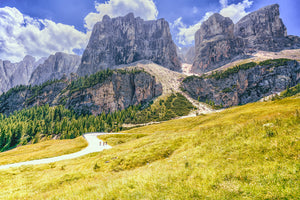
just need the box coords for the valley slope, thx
[0,93,299,199]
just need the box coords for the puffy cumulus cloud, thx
[84,0,158,30]
[172,12,213,46]
[220,0,253,23]
[0,7,88,62]
[219,0,228,8]
[173,0,253,46]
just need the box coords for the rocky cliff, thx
[183,59,300,107]
[234,4,286,41]
[177,46,195,64]
[191,13,245,73]
[192,4,300,73]
[67,71,162,115]
[77,13,181,76]
[29,52,81,86]
[0,68,162,116]
[0,56,45,94]
[233,4,300,52]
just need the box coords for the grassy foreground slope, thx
[0,95,299,199]
[0,137,87,165]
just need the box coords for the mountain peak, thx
[196,12,234,43]
[77,13,181,76]
[235,3,286,38]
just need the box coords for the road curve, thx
[0,132,120,170]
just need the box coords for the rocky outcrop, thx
[233,4,300,52]
[183,59,300,107]
[77,13,181,76]
[192,4,300,73]
[67,71,162,115]
[234,4,286,40]
[0,69,162,116]
[0,56,45,94]
[177,46,195,64]
[191,13,245,73]
[29,52,81,86]
[0,81,69,116]
[0,60,17,94]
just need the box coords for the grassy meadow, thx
[0,137,87,165]
[0,95,299,199]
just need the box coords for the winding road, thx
[0,133,119,170]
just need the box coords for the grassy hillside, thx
[0,93,194,152]
[0,137,87,165]
[0,95,299,199]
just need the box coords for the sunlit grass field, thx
[0,95,299,199]
[0,137,87,165]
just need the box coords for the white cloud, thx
[173,0,253,45]
[220,0,253,23]
[219,0,228,8]
[84,0,158,30]
[192,7,198,14]
[173,12,213,46]
[0,7,88,62]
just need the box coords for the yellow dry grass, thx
[0,95,299,199]
[0,137,87,165]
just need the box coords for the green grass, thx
[258,58,292,67]
[273,84,300,100]
[0,95,299,199]
[125,93,195,124]
[0,137,87,165]
[0,92,195,152]
[97,133,149,146]
[183,59,294,82]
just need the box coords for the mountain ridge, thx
[191,4,300,73]
[77,13,181,76]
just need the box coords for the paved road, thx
[0,132,120,170]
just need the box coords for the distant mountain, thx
[0,52,81,95]
[192,4,300,73]
[29,52,81,86]
[77,13,181,76]
[177,46,195,64]
[0,55,46,94]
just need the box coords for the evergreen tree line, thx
[0,93,194,152]
[272,84,300,100]
[0,104,141,151]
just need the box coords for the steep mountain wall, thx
[192,4,300,73]
[29,52,81,86]
[183,59,300,107]
[0,56,45,94]
[0,69,162,116]
[77,13,181,76]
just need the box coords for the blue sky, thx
[0,0,299,62]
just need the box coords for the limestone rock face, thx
[67,72,162,115]
[0,56,45,94]
[233,4,297,52]
[77,13,181,76]
[0,70,162,116]
[0,60,18,94]
[195,13,234,43]
[29,52,81,86]
[177,46,195,64]
[192,14,245,73]
[183,60,300,107]
[192,4,300,73]
[234,4,287,39]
